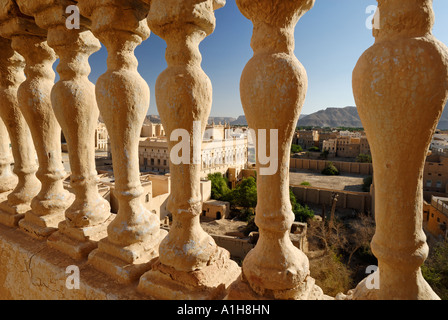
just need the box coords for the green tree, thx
[320,149,329,160]
[234,176,257,209]
[322,162,339,176]
[291,144,303,154]
[308,146,320,152]
[207,173,231,200]
[289,189,314,222]
[356,154,372,163]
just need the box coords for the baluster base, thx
[18,192,75,239]
[0,176,17,195]
[87,229,168,284]
[18,211,65,240]
[137,247,240,300]
[0,195,28,227]
[227,272,325,300]
[47,215,115,260]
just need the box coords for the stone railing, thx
[0,0,447,300]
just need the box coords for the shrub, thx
[308,146,320,152]
[309,249,353,297]
[322,162,339,176]
[290,189,314,222]
[422,242,448,300]
[291,144,303,154]
[300,181,311,186]
[362,176,373,192]
[356,154,372,163]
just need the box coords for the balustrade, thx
[13,0,115,260]
[77,0,167,284]
[0,0,446,301]
[137,0,240,300]
[0,37,40,227]
[0,118,15,197]
[0,0,73,239]
[348,0,448,300]
[226,0,324,300]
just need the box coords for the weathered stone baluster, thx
[0,1,73,238]
[78,0,166,283]
[227,0,324,300]
[16,0,114,259]
[350,0,448,300]
[0,118,15,197]
[137,0,240,300]
[0,36,40,226]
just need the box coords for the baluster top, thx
[0,0,46,38]
[236,0,314,27]
[146,0,225,39]
[374,0,434,42]
[77,0,150,40]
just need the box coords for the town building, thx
[423,154,448,198]
[423,196,448,240]
[138,122,249,179]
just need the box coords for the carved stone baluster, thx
[137,0,240,300]
[0,36,40,227]
[78,0,167,283]
[227,0,324,300]
[16,0,114,259]
[0,118,15,197]
[349,0,448,300]
[0,1,73,239]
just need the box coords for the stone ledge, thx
[0,223,148,300]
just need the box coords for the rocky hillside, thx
[297,106,362,128]
[298,104,448,129]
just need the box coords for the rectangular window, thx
[426,180,432,187]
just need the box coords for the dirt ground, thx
[200,218,248,237]
[289,170,368,192]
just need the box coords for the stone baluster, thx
[15,0,114,260]
[349,0,448,300]
[0,0,73,239]
[137,0,240,300]
[0,118,15,197]
[0,36,40,227]
[227,0,324,300]
[77,0,167,283]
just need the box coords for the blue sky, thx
[80,0,448,118]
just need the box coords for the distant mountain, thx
[298,104,448,129]
[437,105,448,130]
[146,103,448,129]
[145,115,161,124]
[208,117,237,125]
[228,114,308,127]
[297,106,362,128]
[230,115,247,126]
